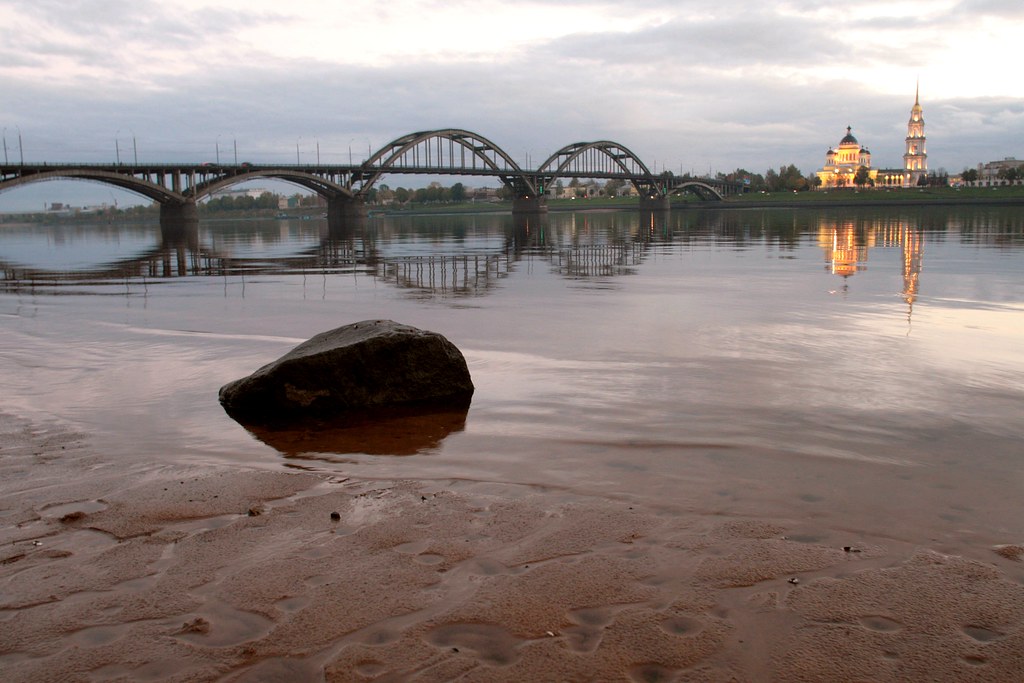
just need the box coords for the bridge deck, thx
[1,128,743,208]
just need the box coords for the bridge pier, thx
[327,196,368,219]
[638,195,671,211]
[327,196,368,233]
[512,196,548,214]
[159,201,199,246]
[160,200,198,226]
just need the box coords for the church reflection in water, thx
[817,216,924,320]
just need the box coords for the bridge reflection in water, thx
[3,207,1021,303]
[0,211,677,297]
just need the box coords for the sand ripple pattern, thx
[2,413,1024,682]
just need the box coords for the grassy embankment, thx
[721,184,1024,206]
[5,185,1021,226]
[375,184,1024,215]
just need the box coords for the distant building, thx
[471,187,502,202]
[816,86,928,189]
[208,188,270,201]
[978,157,1024,180]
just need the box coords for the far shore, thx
[374,185,1024,215]
[3,185,1023,225]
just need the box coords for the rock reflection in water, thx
[238,406,469,458]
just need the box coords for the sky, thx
[1,0,1022,210]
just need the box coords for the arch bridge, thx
[0,128,739,224]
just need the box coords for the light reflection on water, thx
[1,206,1023,549]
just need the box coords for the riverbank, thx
[2,411,1023,682]
[4,185,1023,226]
[716,184,1024,210]
[370,186,1024,216]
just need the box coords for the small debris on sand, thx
[993,544,1024,562]
[175,617,210,635]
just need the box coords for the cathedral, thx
[816,87,928,189]
[815,126,876,188]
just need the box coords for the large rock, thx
[219,320,474,423]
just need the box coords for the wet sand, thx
[2,413,1023,682]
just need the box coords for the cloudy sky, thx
[1,0,1022,209]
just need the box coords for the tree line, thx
[370,182,470,204]
[713,165,812,192]
[202,192,282,212]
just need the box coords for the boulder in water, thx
[219,320,474,423]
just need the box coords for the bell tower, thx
[903,82,927,187]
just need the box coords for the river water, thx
[2,205,1023,556]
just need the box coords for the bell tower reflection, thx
[818,216,924,326]
[900,223,924,327]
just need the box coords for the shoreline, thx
[2,411,1022,681]
[367,192,1024,216]
[4,191,1024,226]
[701,194,1024,211]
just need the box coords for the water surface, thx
[2,206,1022,555]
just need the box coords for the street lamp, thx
[349,138,373,165]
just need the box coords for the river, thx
[2,205,1023,557]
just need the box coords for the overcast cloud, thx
[1,0,1022,209]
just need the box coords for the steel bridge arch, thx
[192,170,354,202]
[356,129,534,196]
[536,141,660,196]
[0,169,186,205]
[666,181,724,201]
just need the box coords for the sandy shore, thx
[1,412,1022,682]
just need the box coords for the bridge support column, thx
[160,200,198,225]
[639,195,671,211]
[512,196,548,214]
[327,196,368,234]
[159,200,199,238]
[159,201,199,245]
